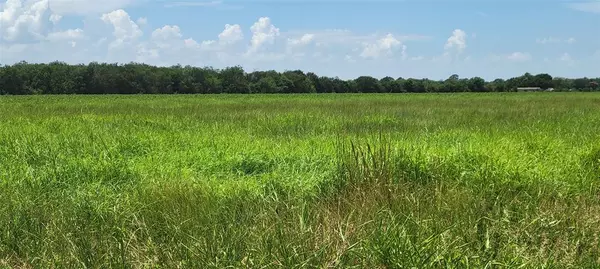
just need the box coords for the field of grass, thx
[1,93,600,268]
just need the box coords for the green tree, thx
[355,76,382,93]
[468,77,487,92]
[220,66,248,93]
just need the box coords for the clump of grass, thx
[332,137,600,267]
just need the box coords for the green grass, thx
[1,93,600,268]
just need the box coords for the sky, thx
[0,0,599,80]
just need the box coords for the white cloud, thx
[137,17,147,26]
[506,52,532,62]
[101,9,143,49]
[151,25,183,49]
[536,37,560,44]
[201,40,216,48]
[184,38,200,49]
[49,0,138,15]
[46,28,84,41]
[400,44,407,60]
[559,53,572,61]
[136,44,159,61]
[248,17,280,54]
[295,29,428,48]
[49,13,62,24]
[0,0,52,42]
[444,29,467,54]
[568,2,600,14]
[489,52,532,63]
[194,24,244,52]
[285,34,315,60]
[344,55,355,63]
[536,37,576,44]
[360,33,403,59]
[288,33,314,47]
[152,25,182,41]
[559,52,575,65]
[218,24,243,45]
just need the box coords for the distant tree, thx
[403,79,416,93]
[573,78,589,90]
[250,77,278,93]
[306,72,325,93]
[443,74,467,92]
[0,62,598,95]
[355,76,382,93]
[489,79,507,92]
[468,77,487,92]
[552,77,573,91]
[220,66,248,93]
[388,79,405,93]
[0,63,26,94]
[283,70,315,93]
[379,76,395,93]
[534,73,553,89]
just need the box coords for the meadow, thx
[1,93,600,268]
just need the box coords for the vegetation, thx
[1,93,600,267]
[1,61,600,95]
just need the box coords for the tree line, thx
[1,61,599,95]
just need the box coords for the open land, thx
[1,93,600,267]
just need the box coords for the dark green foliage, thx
[1,62,598,95]
[355,76,383,93]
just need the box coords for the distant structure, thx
[517,87,542,92]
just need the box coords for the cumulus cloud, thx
[0,0,51,42]
[101,9,143,49]
[136,17,147,26]
[507,52,532,62]
[46,28,84,42]
[218,24,243,45]
[152,25,182,41]
[444,29,467,54]
[151,25,183,49]
[183,38,200,49]
[360,33,403,59]
[248,17,280,54]
[49,13,62,24]
[288,34,315,47]
[196,23,244,53]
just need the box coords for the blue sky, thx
[0,0,598,80]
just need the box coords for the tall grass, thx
[1,93,600,267]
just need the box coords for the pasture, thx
[1,93,600,267]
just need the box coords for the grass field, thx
[1,93,600,268]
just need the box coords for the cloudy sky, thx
[0,0,599,80]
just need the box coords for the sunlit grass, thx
[1,93,599,267]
